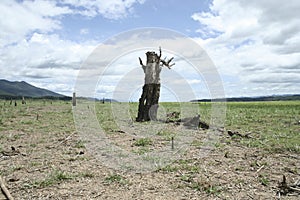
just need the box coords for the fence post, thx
[72,92,76,106]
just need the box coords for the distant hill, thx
[0,79,66,99]
[191,94,300,102]
[99,98,118,103]
[77,97,118,102]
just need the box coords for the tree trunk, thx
[136,83,160,122]
[136,47,174,122]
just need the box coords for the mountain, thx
[0,79,65,98]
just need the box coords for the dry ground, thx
[0,100,299,199]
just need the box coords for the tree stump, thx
[136,47,175,122]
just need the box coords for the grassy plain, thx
[224,101,300,153]
[97,101,299,152]
[0,99,299,199]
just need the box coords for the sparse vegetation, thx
[104,174,128,185]
[26,170,74,189]
[157,129,175,141]
[133,138,153,146]
[132,146,150,155]
[258,174,270,186]
[75,140,85,148]
[157,159,200,173]
[0,99,299,199]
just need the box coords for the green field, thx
[95,101,300,153]
[224,101,299,152]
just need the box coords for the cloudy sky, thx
[1,0,299,101]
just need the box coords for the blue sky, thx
[1,0,300,101]
[58,0,210,41]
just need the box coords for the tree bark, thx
[136,83,160,122]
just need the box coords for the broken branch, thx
[159,46,162,58]
[138,57,144,66]
[227,130,252,138]
[0,175,14,200]
[160,57,175,69]
[278,175,300,196]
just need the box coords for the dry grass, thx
[0,99,299,199]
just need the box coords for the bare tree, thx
[136,47,175,122]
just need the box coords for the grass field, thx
[96,101,300,153]
[0,99,299,199]
[224,101,299,153]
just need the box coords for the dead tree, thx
[136,47,175,122]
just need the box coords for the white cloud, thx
[0,0,144,46]
[192,0,300,97]
[0,0,68,46]
[0,32,96,96]
[2,33,95,70]
[80,28,89,35]
[23,0,72,17]
[73,29,222,101]
[0,0,147,97]
[60,0,145,19]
